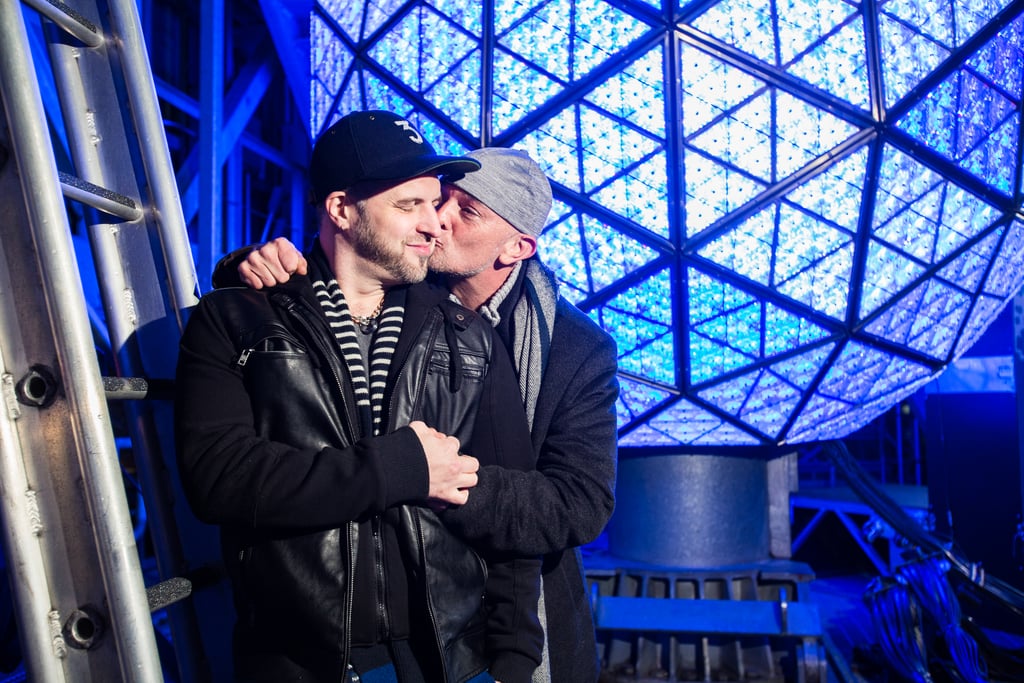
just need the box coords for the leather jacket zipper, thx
[373,516,389,640]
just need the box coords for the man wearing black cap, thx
[226,147,619,683]
[175,110,543,683]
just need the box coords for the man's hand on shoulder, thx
[238,236,308,289]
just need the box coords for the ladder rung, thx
[23,0,102,47]
[60,172,143,222]
[103,376,173,401]
[145,577,192,612]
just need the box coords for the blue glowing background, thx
[310,0,1024,448]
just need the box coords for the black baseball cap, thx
[309,110,481,201]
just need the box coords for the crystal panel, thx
[616,377,674,430]
[593,268,675,386]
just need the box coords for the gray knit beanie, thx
[445,147,553,237]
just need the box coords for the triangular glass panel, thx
[311,79,332,135]
[897,69,1018,192]
[367,10,425,90]
[618,422,681,447]
[585,45,666,138]
[496,0,651,83]
[689,266,757,326]
[632,397,762,446]
[427,0,483,34]
[493,0,537,33]
[954,0,1017,45]
[774,91,861,178]
[786,391,854,443]
[412,116,469,157]
[497,1,572,81]
[573,0,651,78]
[952,71,1017,158]
[877,11,950,107]
[369,6,477,94]
[549,197,573,225]
[691,421,763,445]
[906,279,970,358]
[364,0,407,39]
[697,205,776,287]
[616,376,675,429]
[518,108,583,191]
[775,0,858,65]
[691,0,776,64]
[820,340,933,403]
[697,371,760,418]
[333,78,365,129]
[317,0,363,42]
[684,149,767,236]
[763,302,832,357]
[937,229,1001,293]
[578,104,662,193]
[689,331,755,385]
[541,213,591,301]
[966,14,1024,98]
[985,218,1024,298]
[872,185,944,261]
[312,13,351,98]
[787,19,870,110]
[859,239,928,318]
[865,278,970,360]
[424,49,483,138]
[490,47,566,134]
[580,213,662,291]
[688,269,761,384]
[770,342,835,392]
[592,269,676,385]
[690,91,773,181]
[591,155,671,239]
[569,0,652,80]
[790,363,935,443]
[773,204,855,320]
[932,185,1001,260]
[785,148,868,232]
[363,72,418,116]
[880,0,956,48]
[959,116,1019,195]
[680,43,765,137]
[700,367,804,441]
[954,293,1011,359]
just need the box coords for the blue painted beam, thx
[593,595,823,637]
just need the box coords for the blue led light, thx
[312,0,1024,446]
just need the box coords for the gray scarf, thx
[474,258,559,682]
[477,259,558,428]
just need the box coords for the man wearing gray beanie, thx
[230,147,620,683]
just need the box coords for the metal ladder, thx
[0,0,231,680]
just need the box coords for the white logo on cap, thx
[394,120,423,144]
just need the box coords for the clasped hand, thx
[409,421,478,508]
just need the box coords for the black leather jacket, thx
[175,274,541,682]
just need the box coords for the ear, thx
[497,233,538,266]
[323,191,355,230]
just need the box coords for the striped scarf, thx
[310,260,403,436]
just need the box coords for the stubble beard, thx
[428,246,489,281]
[351,207,430,284]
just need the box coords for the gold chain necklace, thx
[351,296,385,334]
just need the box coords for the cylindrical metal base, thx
[608,453,770,567]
